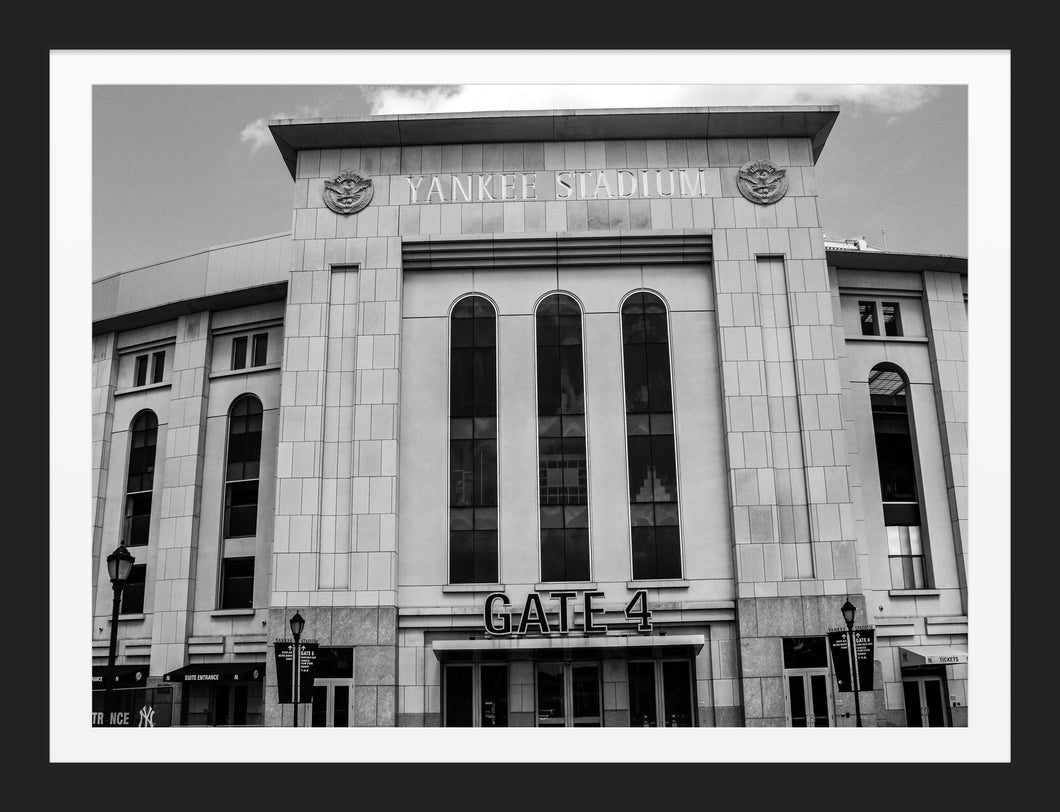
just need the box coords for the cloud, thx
[240,105,323,154]
[365,84,941,119]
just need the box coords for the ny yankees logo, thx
[138,706,155,727]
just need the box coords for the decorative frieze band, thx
[401,233,712,271]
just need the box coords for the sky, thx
[92,82,967,277]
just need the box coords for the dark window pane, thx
[789,676,808,727]
[654,526,682,578]
[536,313,559,347]
[662,661,693,727]
[233,684,248,726]
[651,435,679,502]
[473,348,496,416]
[449,507,473,532]
[445,665,474,727]
[480,665,509,727]
[449,530,474,584]
[859,302,878,336]
[120,564,146,614]
[537,346,561,415]
[224,481,259,538]
[628,436,654,502]
[333,685,350,727]
[124,492,152,546]
[134,355,148,387]
[810,674,830,727]
[232,336,248,370]
[450,348,475,416]
[631,527,657,580]
[559,346,585,413]
[903,681,923,727]
[473,530,498,583]
[623,344,649,412]
[538,415,561,437]
[571,664,601,724]
[564,528,591,582]
[646,344,674,412]
[252,333,269,366]
[882,303,901,337]
[473,416,497,439]
[451,318,474,348]
[782,637,828,670]
[151,351,165,383]
[622,312,645,344]
[474,439,498,506]
[644,312,668,343]
[311,686,328,727]
[540,529,566,582]
[215,685,230,726]
[628,662,658,727]
[536,663,565,725]
[630,503,654,527]
[220,557,254,609]
[450,441,474,507]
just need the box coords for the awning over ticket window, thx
[162,662,265,683]
[899,645,968,667]
[432,634,705,660]
[92,665,148,691]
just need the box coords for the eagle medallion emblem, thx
[737,160,788,205]
[323,168,375,215]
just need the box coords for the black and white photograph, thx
[53,51,1009,762]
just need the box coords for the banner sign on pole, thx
[828,627,875,692]
[827,630,854,692]
[274,641,318,704]
[853,628,875,691]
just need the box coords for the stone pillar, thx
[268,147,400,726]
[710,138,864,726]
[149,312,212,677]
[922,271,969,612]
[92,332,119,594]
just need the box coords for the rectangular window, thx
[232,336,248,370]
[151,350,165,383]
[535,661,602,727]
[224,481,259,538]
[133,354,148,387]
[252,333,269,367]
[123,492,152,546]
[882,302,903,337]
[443,663,508,727]
[120,564,147,614]
[220,556,255,609]
[858,301,879,336]
[887,525,926,589]
[628,659,695,727]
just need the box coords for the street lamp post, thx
[841,599,863,728]
[290,611,305,728]
[103,543,135,727]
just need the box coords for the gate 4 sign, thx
[484,590,653,636]
[274,641,318,704]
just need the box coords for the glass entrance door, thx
[628,659,695,727]
[903,675,949,727]
[785,672,831,727]
[311,679,353,727]
[535,662,601,727]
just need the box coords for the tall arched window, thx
[869,364,926,589]
[224,395,263,539]
[449,296,498,584]
[120,410,157,614]
[536,293,589,582]
[622,292,681,580]
[124,411,158,547]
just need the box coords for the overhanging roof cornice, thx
[269,106,841,178]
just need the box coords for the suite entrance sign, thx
[827,627,875,692]
[274,640,318,704]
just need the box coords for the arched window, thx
[449,296,498,584]
[869,364,925,589]
[622,292,681,580]
[120,410,156,614]
[536,293,589,582]
[123,411,158,547]
[220,395,262,610]
[224,395,263,539]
